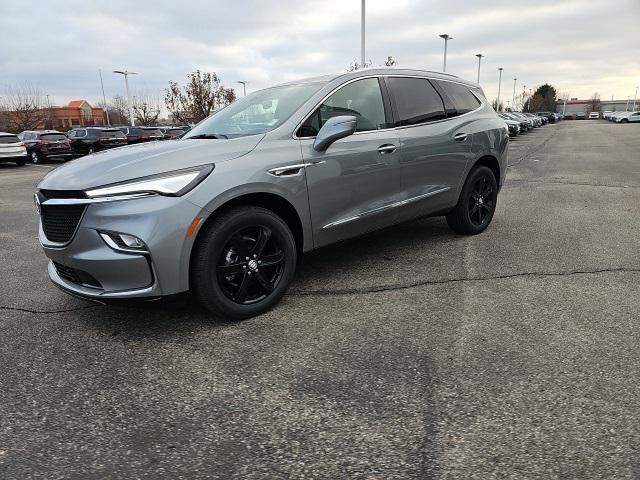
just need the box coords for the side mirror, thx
[313,115,357,152]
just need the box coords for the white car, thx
[616,111,640,123]
[0,132,28,166]
[588,112,599,119]
[602,111,613,120]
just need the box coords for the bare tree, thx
[584,92,601,114]
[1,84,47,133]
[132,92,162,126]
[100,95,130,126]
[164,70,236,125]
[491,99,504,112]
[384,56,398,66]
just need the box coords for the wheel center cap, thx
[248,259,258,271]
[478,197,484,205]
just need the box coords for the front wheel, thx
[446,165,498,235]
[191,206,297,320]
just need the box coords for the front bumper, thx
[39,194,202,300]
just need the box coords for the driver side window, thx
[298,78,387,137]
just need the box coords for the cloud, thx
[0,0,638,110]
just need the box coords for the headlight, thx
[85,165,214,198]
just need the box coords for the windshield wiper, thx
[186,133,228,140]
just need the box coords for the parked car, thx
[576,112,586,120]
[502,119,521,137]
[500,112,530,132]
[615,111,639,123]
[159,127,186,139]
[118,126,164,144]
[588,112,600,119]
[520,112,542,127]
[602,111,613,120]
[536,112,556,123]
[67,127,127,156]
[563,113,575,120]
[21,130,73,164]
[0,132,28,166]
[35,68,508,319]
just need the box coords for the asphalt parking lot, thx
[1,121,639,479]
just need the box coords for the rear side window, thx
[298,78,387,136]
[387,77,446,126]
[41,134,67,141]
[99,129,126,138]
[0,135,20,144]
[436,81,482,116]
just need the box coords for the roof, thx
[68,100,87,108]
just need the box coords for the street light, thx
[113,69,137,126]
[522,85,526,110]
[439,34,453,72]
[237,81,247,96]
[475,54,484,84]
[361,0,366,68]
[512,78,517,112]
[634,86,638,111]
[99,69,110,126]
[497,67,503,111]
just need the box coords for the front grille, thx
[41,204,86,243]
[40,189,87,199]
[53,261,102,288]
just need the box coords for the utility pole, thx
[99,69,110,126]
[361,0,366,68]
[475,54,483,84]
[439,34,452,72]
[562,98,567,116]
[113,70,137,126]
[626,96,630,111]
[522,85,527,111]
[237,81,247,96]
[512,78,517,112]
[634,86,638,111]
[496,67,503,111]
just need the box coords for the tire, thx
[15,158,27,166]
[621,119,628,124]
[446,165,498,235]
[31,151,41,164]
[191,206,297,320]
[88,147,95,154]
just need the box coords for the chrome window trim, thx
[322,186,451,229]
[293,74,484,140]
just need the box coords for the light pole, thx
[475,54,483,84]
[626,96,631,111]
[99,69,110,126]
[522,85,526,110]
[237,81,247,96]
[113,70,137,126]
[361,0,366,68]
[512,78,517,112]
[562,97,567,116]
[634,86,638,111]
[439,34,452,72]
[496,67,503,111]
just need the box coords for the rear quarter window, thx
[436,81,482,116]
[0,135,20,144]
[387,77,446,126]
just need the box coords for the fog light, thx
[99,231,149,253]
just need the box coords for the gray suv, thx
[35,68,508,319]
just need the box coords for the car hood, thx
[38,135,264,191]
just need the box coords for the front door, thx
[298,77,401,247]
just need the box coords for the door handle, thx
[454,133,468,142]
[377,144,397,154]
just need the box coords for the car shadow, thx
[76,215,458,338]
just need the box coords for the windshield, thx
[183,81,327,139]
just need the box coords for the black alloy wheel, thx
[216,225,285,305]
[192,206,296,320]
[468,176,495,228]
[446,165,498,235]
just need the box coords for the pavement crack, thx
[0,304,100,314]
[288,267,640,296]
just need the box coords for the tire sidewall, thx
[458,166,498,234]
[195,208,297,319]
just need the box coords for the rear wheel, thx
[191,206,297,320]
[88,147,96,154]
[446,165,498,235]
[31,151,41,164]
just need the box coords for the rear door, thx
[385,76,473,220]
[299,77,401,247]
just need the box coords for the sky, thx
[1,0,639,112]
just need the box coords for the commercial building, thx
[557,98,638,115]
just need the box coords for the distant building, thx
[44,100,107,130]
[557,99,638,114]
